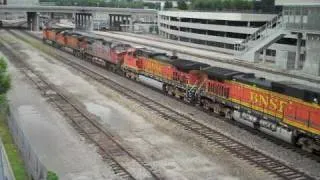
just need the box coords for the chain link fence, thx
[7,110,48,180]
[0,137,15,180]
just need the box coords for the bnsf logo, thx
[250,92,289,114]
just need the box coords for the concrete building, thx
[158,3,320,77]
[275,0,320,76]
[158,11,301,62]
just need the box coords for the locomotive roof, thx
[202,67,243,80]
[272,81,320,103]
[233,73,272,90]
[135,48,172,63]
[171,59,210,72]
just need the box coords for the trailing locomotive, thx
[42,28,320,153]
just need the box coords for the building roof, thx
[158,11,276,22]
[275,0,320,6]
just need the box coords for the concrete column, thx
[81,14,85,29]
[262,49,267,63]
[77,14,80,29]
[27,12,32,31]
[82,14,85,29]
[79,14,82,29]
[125,16,129,32]
[76,14,79,29]
[89,14,93,31]
[129,16,133,32]
[295,33,302,69]
[109,15,112,29]
[302,33,320,76]
[84,14,88,30]
[50,12,54,19]
[27,12,39,31]
[33,12,39,31]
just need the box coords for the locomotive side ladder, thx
[234,13,288,62]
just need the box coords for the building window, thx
[208,20,226,25]
[227,21,248,27]
[181,18,190,22]
[180,27,190,32]
[171,16,179,21]
[180,37,189,42]
[250,21,267,28]
[191,39,205,44]
[266,49,276,56]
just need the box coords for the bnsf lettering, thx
[250,92,288,113]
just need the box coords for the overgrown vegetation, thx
[0,57,10,104]
[40,0,278,12]
[0,57,27,180]
[190,0,253,11]
[40,0,161,9]
[47,171,59,180]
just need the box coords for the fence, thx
[0,137,15,180]
[7,110,48,180]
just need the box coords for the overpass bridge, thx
[0,5,157,31]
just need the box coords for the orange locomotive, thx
[123,48,209,99]
[42,28,320,152]
[198,68,320,152]
[43,28,131,71]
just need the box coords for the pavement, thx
[4,54,117,180]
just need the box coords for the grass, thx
[0,106,28,180]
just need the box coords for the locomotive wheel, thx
[297,137,314,153]
[167,86,175,96]
[202,99,210,111]
[213,103,221,114]
[162,84,168,93]
[224,109,233,120]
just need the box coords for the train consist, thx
[43,28,320,152]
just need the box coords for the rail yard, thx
[0,28,319,180]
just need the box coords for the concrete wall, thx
[7,0,38,5]
[302,33,320,76]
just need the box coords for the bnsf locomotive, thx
[43,28,320,152]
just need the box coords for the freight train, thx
[42,28,320,153]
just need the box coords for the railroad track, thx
[6,30,318,180]
[17,29,320,162]
[0,32,162,180]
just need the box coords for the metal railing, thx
[234,13,284,53]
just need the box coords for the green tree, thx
[260,0,276,13]
[177,0,188,10]
[191,0,253,11]
[0,57,10,104]
[164,0,173,9]
[222,0,230,9]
